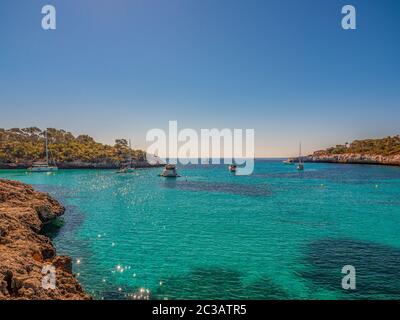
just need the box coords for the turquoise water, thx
[1,160,400,300]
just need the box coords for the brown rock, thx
[0,179,90,300]
[53,256,73,274]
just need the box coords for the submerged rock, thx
[0,179,90,300]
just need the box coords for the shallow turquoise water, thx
[1,160,400,300]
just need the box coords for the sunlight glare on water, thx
[1,160,400,300]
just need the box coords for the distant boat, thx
[228,165,237,172]
[117,139,135,173]
[283,159,294,165]
[297,142,304,171]
[117,165,135,174]
[160,164,180,177]
[28,130,58,172]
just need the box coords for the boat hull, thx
[28,167,58,172]
[160,171,180,177]
[117,168,135,173]
[160,169,179,177]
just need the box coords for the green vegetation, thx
[0,127,146,164]
[315,136,400,156]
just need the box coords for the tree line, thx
[0,127,146,164]
[314,135,400,156]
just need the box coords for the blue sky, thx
[0,0,399,157]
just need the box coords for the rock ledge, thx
[303,153,400,166]
[0,179,90,300]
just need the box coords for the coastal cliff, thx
[0,179,90,300]
[303,153,400,166]
[302,136,400,166]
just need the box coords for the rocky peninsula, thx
[301,136,400,167]
[302,153,400,166]
[0,179,90,300]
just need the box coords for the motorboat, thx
[160,164,179,177]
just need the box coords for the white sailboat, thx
[28,130,58,172]
[283,159,295,165]
[117,139,135,173]
[297,142,304,171]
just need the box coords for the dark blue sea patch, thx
[153,266,290,300]
[43,204,85,239]
[31,184,86,238]
[35,184,93,275]
[98,284,152,300]
[161,180,271,196]
[299,238,400,299]
[100,285,135,300]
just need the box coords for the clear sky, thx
[0,0,399,157]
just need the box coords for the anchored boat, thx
[297,142,304,171]
[28,130,58,172]
[283,159,294,165]
[160,164,180,177]
[117,139,135,173]
[228,165,237,172]
[117,164,135,174]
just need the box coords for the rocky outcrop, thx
[302,153,400,166]
[0,179,90,300]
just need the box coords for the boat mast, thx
[129,139,132,167]
[299,141,302,164]
[45,130,49,165]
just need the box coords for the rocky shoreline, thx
[302,153,400,167]
[0,161,164,170]
[0,179,90,300]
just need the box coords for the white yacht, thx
[28,130,58,172]
[160,164,179,177]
